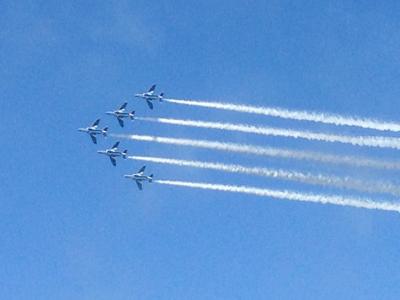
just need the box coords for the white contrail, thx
[112,133,400,170]
[130,155,400,196]
[136,116,400,150]
[154,180,400,213]
[165,98,400,133]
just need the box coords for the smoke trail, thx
[137,117,400,150]
[165,98,400,133]
[130,155,400,196]
[112,133,400,170]
[155,180,400,213]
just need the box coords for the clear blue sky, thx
[1,1,400,299]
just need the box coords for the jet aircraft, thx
[135,84,164,110]
[78,119,108,144]
[106,102,135,127]
[97,141,128,166]
[124,166,153,190]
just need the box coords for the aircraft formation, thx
[77,83,400,214]
[78,84,163,190]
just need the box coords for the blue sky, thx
[1,1,400,299]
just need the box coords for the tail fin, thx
[130,111,135,119]
[123,150,128,158]
[103,127,108,136]
[149,174,153,183]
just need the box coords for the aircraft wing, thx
[119,102,127,110]
[90,134,97,144]
[117,118,124,127]
[135,180,143,190]
[148,84,156,92]
[146,100,154,110]
[110,157,116,166]
[92,119,100,127]
[112,141,120,149]
[138,166,146,174]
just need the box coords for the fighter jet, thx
[124,166,153,190]
[97,141,128,166]
[78,119,108,144]
[135,84,164,110]
[106,102,135,127]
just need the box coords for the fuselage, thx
[98,149,126,158]
[78,127,104,135]
[124,174,152,181]
[106,111,133,118]
[135,93,162,101]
